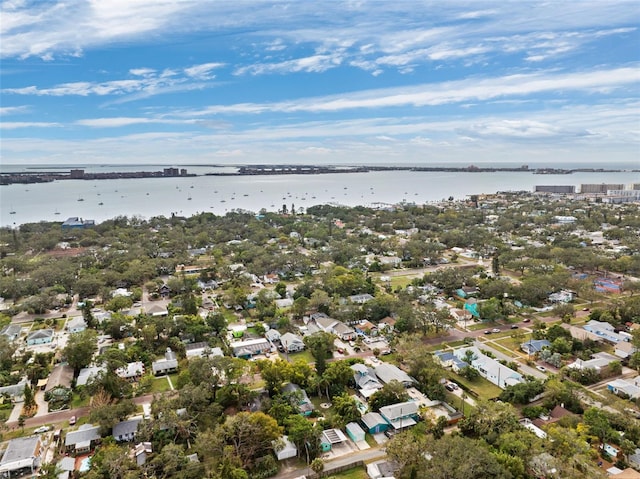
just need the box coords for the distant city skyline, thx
[1,1,639,165]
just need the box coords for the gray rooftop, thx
[373,362,415,386]
[65,424,101,447]
[0,435,40,466]
[113,417,142,438]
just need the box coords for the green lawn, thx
[325,467,369,479]
[71,393,90,408]
[150,376,173,393]
[446,373,502,401]
[281,350,314,364]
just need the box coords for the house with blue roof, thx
[521,340,551,355]
[583,320,628,344]
[434,350,468,372]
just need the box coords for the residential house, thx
[310,314,356,341]
[0,324,21,341]
[231,338,271,359]
[26,329,54,345]
[520,339,551,355]
[158,284,171,298]
[131,442,153,467]
[567,352,619,373]
[0,436,42,478]
[57,456,75,479]
[520,418,547,439]
[274,436,297,461]
[378,316,396,332]
[185,342,223,359]
[532,405,575,429]
[607,379,640,399]
[152,349,178,376]
[282,383,314,416]
[66,317,87,333]
[351,363,383,399]
[629,448,640,470]
[583,320,628,344]
[346,422,366,443]
[433,350,468,372]
[453,347,524,389]
[45,364,74,394]
[320,428,348,452]
[65,424,101,454]
[561,324,602,343]
[615,341,637,359]
[0,380,27,402]
[265,329,281,343]
[367,460,399,479]
[76,365,106,387]
[379,401,419,431]
[275,298,294,308]
[116,361,145,381]
[356,320,378,336]
[373,363,415,388]
[146,304,168,317]
[280,332,305,353]
[113,417,143,442]
[548,290,575,303]
[360,412,389,434]
[349,294,374,304]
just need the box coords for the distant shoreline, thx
[1,164,636,185]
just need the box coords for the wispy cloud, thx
[186,66,640,115]
[2,62,222,98]
[0,121,60,129]
[0,105,30,115]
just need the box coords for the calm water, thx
[1,169,638,227]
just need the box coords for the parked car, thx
[510,325,519,329]
[445,383,455,391]
[484,330,492,335]
[34,426,50,434]
[536,365,547,372]
[522,318,531,323]
[491,328,500,333]
[69,416,76,425]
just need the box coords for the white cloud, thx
[184,62,224,79]
[0,105,30,115]
[235,53,344,76]
[0,121,59,129]
[187,66,640,115]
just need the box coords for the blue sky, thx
[1,1,639,166]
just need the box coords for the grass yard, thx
[150,375,175,393]
[326,467,369,479]
[282,350,314,364]
[446,372,502,401]
[71,393,90,408]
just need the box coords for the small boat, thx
[220,200,226,203]
[187,197,192,201]
[243,194,249,197]
[146,193,150,195]
[10,210,16,215]
[77,197,84,202]
[98,202,104,206]
[54,210,60,215]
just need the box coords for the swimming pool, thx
[79,456,92,472]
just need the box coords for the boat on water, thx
[77,197,84,202]
[54,210,61,215]
[10,210,16,215]
[187,197,192,201]
[98,202,104,206]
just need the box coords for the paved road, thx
[5,394,156,429]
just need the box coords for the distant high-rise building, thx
[70,169,85,179]
[180,169,188,176]
[534,185,575,194]
[580,184,624,194]
[163,168,179,177]
[632,184,640,191]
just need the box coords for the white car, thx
[536,365,547,372]
[34,426,50,434]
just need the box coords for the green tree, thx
[304,332,334,376]
[310,458,324,476]
[64,329,98,373]
[257,359,292,396]
[369,380,410,412]
[332,393,361,427]
[221,412,283,470]
[285,414,322,464]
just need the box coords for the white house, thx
[453,347,523,389]
[274,436,297,460]
[281,332,305,353]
